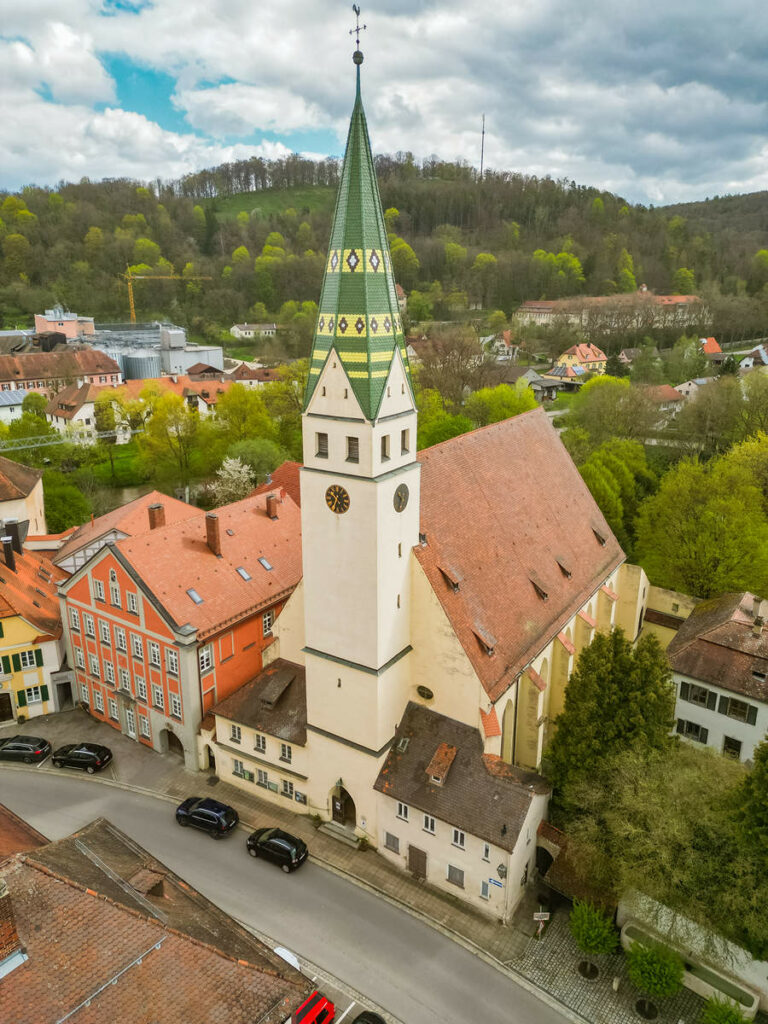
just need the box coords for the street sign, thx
[488,877,503,888]
[533,911,551,921]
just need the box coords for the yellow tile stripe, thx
[324,248,388,274]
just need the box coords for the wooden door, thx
[408,845,427,879]
[0,692,12,722]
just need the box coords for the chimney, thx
[752,595,763,619]
[0,879,22,964]
[2,536,15,573]
[148,503,166,531]
[205,513,222,556]
[3,519,22,554]
[266,494,279,520]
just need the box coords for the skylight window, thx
[258,557,273,571]
[186,588,203,604]
[236,567,251,581]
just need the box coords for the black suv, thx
[0,735,51,764]
[246,828,308,872]
[52,743,113,773]
[176,797,239,838]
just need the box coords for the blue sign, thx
[488,877,503,888]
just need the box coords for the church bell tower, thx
[300,34,419,837]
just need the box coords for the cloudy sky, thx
[2,0,767,205]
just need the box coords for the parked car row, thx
[0,735,113,773]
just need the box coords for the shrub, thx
[700,997,750,1024]
[569,900,619,957]
[626,941,685,1001]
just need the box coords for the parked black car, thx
[0,735,51,764]
[52,743,113,773]
[175,797,239,838]
[352,1014,385,1024]
[246,827,308,872]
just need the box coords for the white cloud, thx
[174,83,329,137]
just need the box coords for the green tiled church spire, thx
[304,44,412,420]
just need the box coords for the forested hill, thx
[1,153,767,348]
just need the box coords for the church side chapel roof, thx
[374,703,549,854]
[415,407,624,702]
[210,658,307,745]
[304,59,412,419]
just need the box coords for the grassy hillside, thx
[206,185,336,221]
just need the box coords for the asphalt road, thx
[0,770,570,1024]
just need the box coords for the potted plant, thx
[568,899,618,979]
[626,940,684,1019]
[699,997,750,1024]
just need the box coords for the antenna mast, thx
[480,114,486,181]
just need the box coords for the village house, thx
[226,363,283,389]
[0,349,121,397]
[667,592,768,762]
[700,336,723,364]
[674,377,712,401]
[0,456,47,536]
[34,305,95,340]
[644,383,685,423]
[58,490,302,769]
[230,323,277,339]
[640,584,701,651]
[554,342,607,375]
[0,390,28,425]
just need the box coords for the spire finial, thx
[350,4,366,66]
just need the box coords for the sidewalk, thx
[3,709,763,1024]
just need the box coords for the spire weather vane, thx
[350,4,367,63]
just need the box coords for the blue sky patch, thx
[100,55,188,133]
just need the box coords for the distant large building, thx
[0,349,121,397]
[516,289,707,332]
[34,305,95,340]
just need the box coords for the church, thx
[203,48,649,919]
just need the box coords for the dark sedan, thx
[176,797,239,838]
[0,735,51,764]
[352,1014,385,1024]
[52,743,113,773]
[247,827,308,872]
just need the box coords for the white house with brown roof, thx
[0,456,46,535]
[230,323,277,339]
[667,592,768,762]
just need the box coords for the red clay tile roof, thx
[116,491,302,637]
[45,381,103,419]
[667,592,768,701]
[0,548,68,636]
[227,364,281,383]
[416,408,624,701]
[557,631,576,655]
[561,343,606,362]
[0,803,47,857]
[700,336,722,354]
[645,384,684,403]
[479,706,502,737]
[0,348,120,384]
[0,455,42,500]
[425,742,457,782]
[253,461,302,508]
[54,490,198,566]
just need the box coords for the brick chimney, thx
[2,536,15,573]
[3,518,22,554]
[148,503,166,531]
[266,494,278,520]
[0,879,22,963]
[205,513,222,556]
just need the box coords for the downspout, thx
[511,675,520,766]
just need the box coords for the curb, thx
[1,765,587,1024]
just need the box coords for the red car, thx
[294,991,335,1023]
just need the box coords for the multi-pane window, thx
[687,683,709,706]
[80,683,89,702]
[104,662,115,685]
[110,583,121,607]
[233,758,245,776]
[149,641,161,667]
[84,614,95,637]
[199,645,213,673]
[74,648,85,669]
[384,832,400,854]
[119,668,130,691]
[166,649,179,675]
[316,432,328,458]
[127,592,139,614]
[139,715,150,738]
[94,691,104,713]
[280,743,292,763]
[20,649,36,669]
[230,724,242,743]
[452,829,466,849]
[482,842,491,862]
[99,621,111,646]
[115,627,127,652]
[170,693,182,719]
[447,864,464,888]
[396,802,409,821]
[69,608,80,632]
[723,736,743,759]
[282,780,294,799]
[480,880,490,900]
[108,698,118,720]
[131,635,143,660]
[677,718,708,743]
[257,769,269,787]
[93,579,105,602]
[423,814,436,834]
[263,610,274,637]
[25,686,42,704]
[346,436,359,463]
[254,734,266,753]
[135,677,147,702]
[726,697,751,723]
[89,655,100,678]
[152,685,164,710]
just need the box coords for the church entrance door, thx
[331,786,355,827]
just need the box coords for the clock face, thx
[325,484,350,514]
[393,483,409,512]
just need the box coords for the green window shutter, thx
[1,655,9,675]
[718,695,730,716]
[34,649,43,668]
[40,684,49,702]
[679,681,689,701]
[16,689,26,707]
[706,690,717,711]
[0,621,4,637]
[747,704,758,726]
[11,653,21,673]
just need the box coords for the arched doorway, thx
[161,728,185,758]
[206,745,216,772]
[331,785,356,827]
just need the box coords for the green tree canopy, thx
[626,942,684,1002]
[227,437,286,484]
[21,392,48,418]
[464,382,537,427]
[671,267,696,293]
[569,900,618,958]
[214,384,274,444]
[566,375,657,448]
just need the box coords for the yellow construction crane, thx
[122,269,212,323]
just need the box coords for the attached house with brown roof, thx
[0,815,312,1023]
[0,455,46,535]
[58,489,302,769]
[0,348,121,397]
[667,592,768,762]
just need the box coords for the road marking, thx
[335,1002,355,1023]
